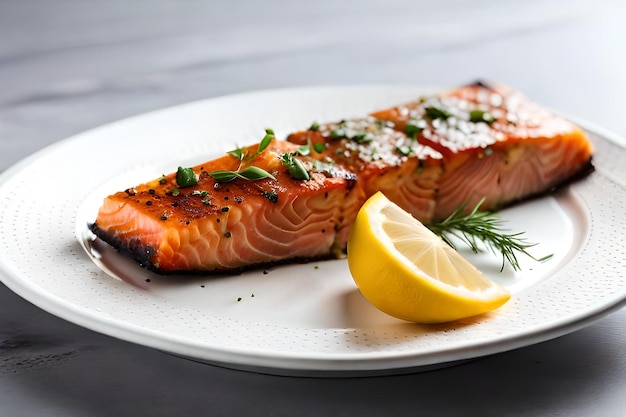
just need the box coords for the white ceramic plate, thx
[0,86,625,376]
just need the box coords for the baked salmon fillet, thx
[90,139,357,273]
[371,81,594,219]
[89,82,594,273]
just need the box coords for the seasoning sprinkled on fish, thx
[90,82,594,273]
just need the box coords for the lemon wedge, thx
[347,192,511,323]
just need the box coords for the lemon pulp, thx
[347,192,511,323]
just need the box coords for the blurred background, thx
[2,0,625,172]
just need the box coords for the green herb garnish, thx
[313,142,325,153]
[209,166,276,183]
[297,139,312,156]
[427,199,553,271]
[330,129,346,140]
[227,147,245,161]
[237,166,276,180]
[242,128,275,161]
[208,171,239,183]
[296,138,326,156]
[257,129,274,154]
[395,145,413,157]
[424,106,452,120]
[176,166,198,187]
[351,132,372,144]
[309,121,320,132]
[280,152,310,180]
[469,109,495,124]
[405,122,423,140]
[192,190,209,198]
[209,129,277,183]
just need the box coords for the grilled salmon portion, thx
[90,82,594,273]
[90,139,356,273]
[371,81,594,219]
[287,117,443,245]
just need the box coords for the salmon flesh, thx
[89,82,594,273]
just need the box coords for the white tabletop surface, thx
[1,1,625,416]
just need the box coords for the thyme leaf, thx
[257,129,275,154]
[424,106,452,120]
[395,145,413,157]
[297,139,312,156]
[209,129,277,183]
[405,119,425,140]
[245,128,275,161]
[280,152,310,180]
[238,166,276,181]
[209,167,276,183]
[207,170,239,183]
[351,132,373,144]
[469,109,496,124]
[227,146,245,161]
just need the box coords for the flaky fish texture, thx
[90,82,593,273]
[370,81,594,219]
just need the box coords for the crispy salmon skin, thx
[90,82,594,274]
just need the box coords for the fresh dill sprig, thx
[427,199,553,272]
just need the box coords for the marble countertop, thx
[1,1,625,415]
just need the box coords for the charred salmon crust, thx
[89,222,157,270]
[91,82,594,274]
